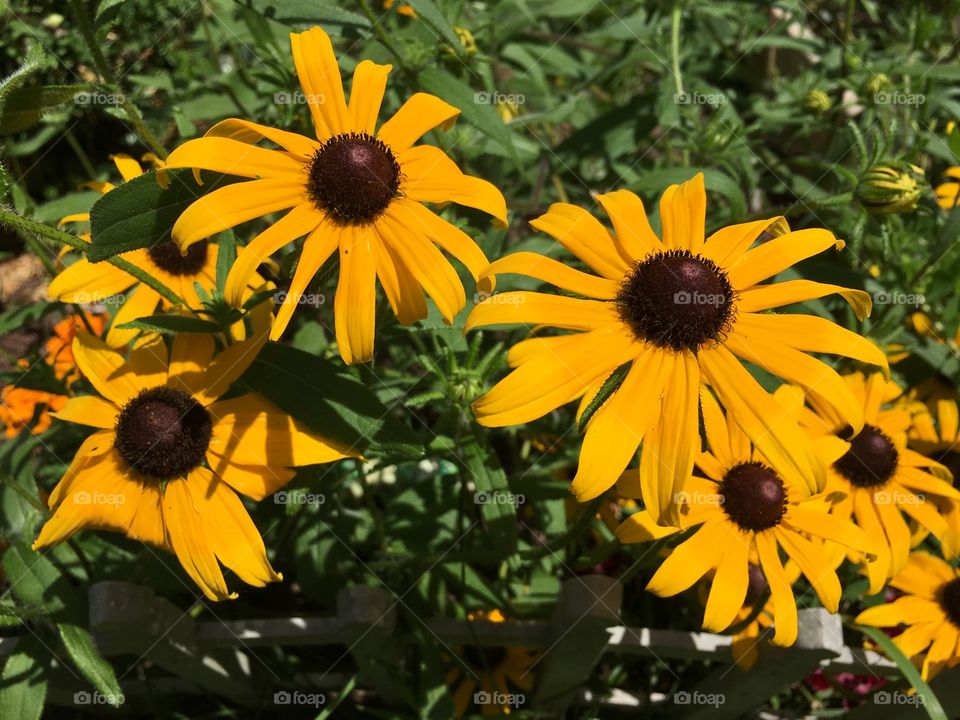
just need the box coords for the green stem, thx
[63,129,97,179]
[671,3,684,98]
[69,0,168,159]
[0,207,184,307]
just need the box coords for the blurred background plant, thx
[1,0,960,717]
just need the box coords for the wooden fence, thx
[5,574,958,717]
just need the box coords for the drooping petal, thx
[573,347,670,502]
[646,520,727,596]
[109,154,145,182]
[775,526,841,612]
[334,225,378,364]
[272,219,340,340]
[639,349,700,527]
[702,526,750,632]
[72,333,142,406]
[699,344,825,496]
[370,228,428,324]
[755,531,798,646]
[615,509,680,544]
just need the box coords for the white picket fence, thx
[8,575,958,717]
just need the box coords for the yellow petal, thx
[737,279,872,321]
[855,596,940,627]
[700,217,785,268]
[775,527,841,612]
[573,347,671,501]
[639,350,700,526]
[72,333,142,406]
[465,292,619,333]
[51,396,118,429]
[349,60,392,134]
[104,283,161,347]
[190,316,270,406]
[171,179,305,250]
[370,230,428,324]
[204,118,319,160]
[109,154,144,182]
[48,257,136,304]
[271,219,340,340]
[659,173,706,252]
[163,137,305,180]
[167,332,215,396]
[476,328,637,428]
[699,385,733,468]
[615,509,679,544]
[377,92,459,152]
[699,344,824,496]
[127,333,169,390]
[289,26,350,137]
[890,551,954,598]
[755,531,797,646]
[529,203,630,280]
[595,189,664,260]
[727,228,841,289]
[376,209,466,322]
[334,225,377,364]
[480,252,617,299]
[703,526,750,632]
[225,204,322,306]
[646,520,727,596]
[397,145,507,224]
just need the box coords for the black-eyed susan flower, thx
[468,173,886,524]
[856,551,960,680]
[49,154,253,347]
[161,25,506,364]
[799,372,960,594]
[445,609,538,717]
[909,397,960,558]
[32,305,353,600]
[616,387,869,647]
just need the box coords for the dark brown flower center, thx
[833,424,898,488]
[939,577,960,628]
[719,461,787,532]
[462,644,508,669]
[745,563,768,604]
[307,132,401,224]
[114,387,212,478]
[616,249,734,352]
[147,240,208,276]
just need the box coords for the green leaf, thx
[244,343,422,459]
[406,0,461,50]
[855,625,948,720]
[95,0,130,27]
[1,542,69,613]
[0,85,91,135]
[233,0,370,29]
[461,426,517,556]
[216,230,238,292]
[417,68,516,159]
[0,638,47,720]
[0,46,45,105]
[117,314,222,334]
[57,624,124,706]
[88,169,241,262]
